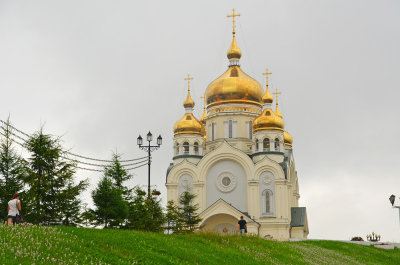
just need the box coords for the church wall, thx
[205,112,258,153]
[206,160,248,212]
[259,224,290,241]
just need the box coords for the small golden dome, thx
[275,104,282,118]
[253,109,284,132]
[183,91,195,109]
[173,113,203,136]
[227,36,242,60]
[262,87,273,104]
[284,131,293,147]
[205,66,264,108]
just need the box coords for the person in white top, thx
[7,193,21,225]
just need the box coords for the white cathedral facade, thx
[165,13,308,241]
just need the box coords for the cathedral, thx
[166,10,308,241]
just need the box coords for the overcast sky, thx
[1,0,399,241]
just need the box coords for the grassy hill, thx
[0,224,399,264]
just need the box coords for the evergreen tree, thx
[104,153,132,193]
[165,200,181,233]
[92,176,128,228]
[0,118,26,221]
[126,186,165,232]
[24,129,87,224]
[179,191,202,232]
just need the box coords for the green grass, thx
[1,224,399,264]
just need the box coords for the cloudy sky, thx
[1,0,399,241]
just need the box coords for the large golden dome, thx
[253,109,284,132]
[173,113,203,136]
[204,30,264,108]
[205,66,264,108]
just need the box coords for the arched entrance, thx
[201,214,238,235]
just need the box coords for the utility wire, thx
[0,127,150,171]
[0,119,148,163]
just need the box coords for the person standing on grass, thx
[7,193,21,225]
[237,216,247,235]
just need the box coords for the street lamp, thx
[137,131,162,197]
[389,194,400,230]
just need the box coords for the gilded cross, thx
[200,95,205,110]
[227,8,240,34]
[262,68,272,89]
[273,88,282,105]
[184,74,194,92]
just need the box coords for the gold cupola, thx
[284,131,293,147]
[204,9,264,109]
[253,73,284,132]
[174,74,203,136]
[253,109,284,132]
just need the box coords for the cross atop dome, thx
[183,74,195,109]
[184,74,194,92]
[227,8,240,35]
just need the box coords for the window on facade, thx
[228,120,233,138]
[249,121,252,139]
[183,142,189,154]
[265,191,270,213]
[275,138,280,152]
[211,123,215,141]
[176,143,179,155]
[193,142,199,155]
[255,139,259,152]
[263,138,270,151]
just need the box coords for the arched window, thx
[175,143,179,155]
[193,142,199,155]
[255,139,259,152]
[262,189,274,215]
[263,138,270,151]
[266,191,270,213]
[183,142,189,155]
[275,138,280,152]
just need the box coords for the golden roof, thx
[275,104,282,118]
[284,131,293,147]
[204,65,264,108]
[204,11,263,109]
[227,36,242,60]
[173,113,203,136]
[262,87,273,104]
[253,108,284,132]
[174,74,203,136]
[183,92,195,109]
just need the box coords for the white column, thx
[258,140,263,152]
[270,138,275,152]
[178,145,183,155]
[189,144,193,155]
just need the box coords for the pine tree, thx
[92,176,128,228]
[0,118,26,221]
[165,200,181,233]
[126,186,165,232]
[104,153,132,193]
[24,129,87,224]
[179,191,202,232]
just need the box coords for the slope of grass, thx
[1,224,399,264]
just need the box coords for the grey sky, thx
[1,0,399,241]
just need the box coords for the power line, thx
[0,125,151,172]
[0,119,148,163]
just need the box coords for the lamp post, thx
[389,194,400,228]
[137,131,162,197]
